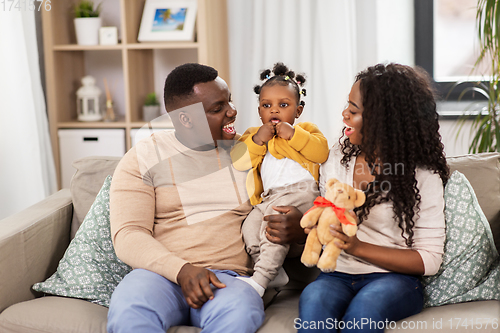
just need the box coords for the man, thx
[107,63,304,333]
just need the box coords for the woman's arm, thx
[264,206,425,274]
[330,224,425,275]
[330,170,446,276]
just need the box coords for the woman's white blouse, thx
[319,146,446,276]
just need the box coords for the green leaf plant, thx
[454,0,500,153]
[144,93,160,106]
[74,1,102,18]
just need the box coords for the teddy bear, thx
[300,178,366,272]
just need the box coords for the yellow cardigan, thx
[231,122,329,205]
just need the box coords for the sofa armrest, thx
[0,189,73,313]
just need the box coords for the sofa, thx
[0,153,499,333]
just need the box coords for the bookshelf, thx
[42,0,230,188]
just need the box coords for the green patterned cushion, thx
[422,171,500,307]
[32,176,132,307]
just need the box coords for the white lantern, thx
[76,75,102,121]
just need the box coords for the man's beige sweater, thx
[110,130,253,283]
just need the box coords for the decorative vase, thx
[74,17,102,45]
[142,105,160,122]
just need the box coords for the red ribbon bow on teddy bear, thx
[304,196,355,225]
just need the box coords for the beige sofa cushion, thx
[3,294,498,333]
[70,156,121,238]
[0,296,200,333]
[387,300,500,333]
[0,297,108,333]
[0,190,72,314]
[0,293,300,333]
[447,152,500,251]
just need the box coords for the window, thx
[414,0,487,100]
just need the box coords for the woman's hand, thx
[252,122,276,146]
[275,122,295,140]
[330,211,362,256]
[330,224,362,256]
[264,206,306,244]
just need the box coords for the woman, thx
[297,63,449,332]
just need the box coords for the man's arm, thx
[110,149,188,283]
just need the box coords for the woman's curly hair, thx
[340,63,450,247]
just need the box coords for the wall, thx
[438,101,484,157]
[439,118,474,157]
[355,0,415,72]
[353,0,472,157]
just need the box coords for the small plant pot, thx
[143,105,160,122]
[74,17,102,45]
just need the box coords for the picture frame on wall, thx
[138,0,197,42]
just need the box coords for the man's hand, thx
[177,263,226,309]
[264,206,306,244]
[275,122,295,140]
[252,122,275,146]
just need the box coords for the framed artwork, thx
[138,0,197,42]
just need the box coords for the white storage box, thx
[130,127,173,147]
[58,129,126,188]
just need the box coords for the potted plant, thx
[455,0,500,153]
[143,92,160,122]
[74,1,102,45]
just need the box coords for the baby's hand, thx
[275,122,295,140]
[252,122,275,146]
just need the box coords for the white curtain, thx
[0,10,57,219]
[227,0,357,145]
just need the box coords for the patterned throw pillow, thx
[422,171,500,307]
[32,176,132,307]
